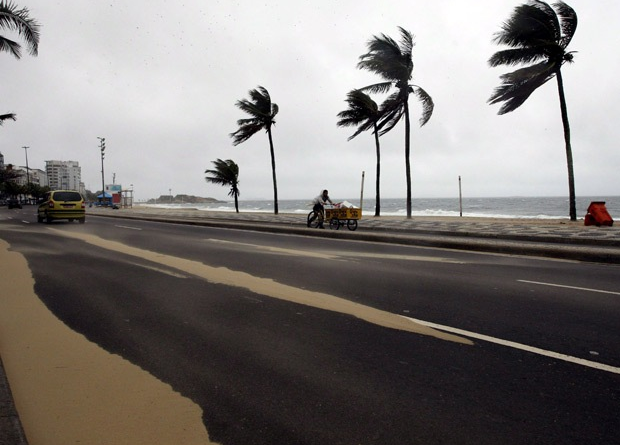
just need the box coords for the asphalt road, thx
[1,211,619,444]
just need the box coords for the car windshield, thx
[53,192,82,201]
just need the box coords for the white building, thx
[46,160,84,193]
[13,166,49,187]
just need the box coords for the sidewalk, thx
[2,207,618,443]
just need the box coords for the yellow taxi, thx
[37,190,86,224]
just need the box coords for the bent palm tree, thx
[358,27,434,219]
[488,1,578,220]
[337,90,383,216]
[230,86,279,214]
[0,0,40,59]
[205,158,240,213]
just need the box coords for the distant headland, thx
[145,195,223,204]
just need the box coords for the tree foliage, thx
[205,158,240,212]
[488,1,577,114]
[0,0,40,59]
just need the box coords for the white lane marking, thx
[403,316,620,375]
[21,220,31,224]
[207,239,463,263]
[115,225,143,231]
[518,280,620,296]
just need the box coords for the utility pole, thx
[459,175,463,217]
[98,137,106,205]
[23,146,30,184]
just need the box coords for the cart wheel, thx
[347,219,358,231]
[329,218,340,230]
[307,211,321,228]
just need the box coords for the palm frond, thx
[0,36,19,57]
[493,2,560,48]
[336,90,380,141]
[397,26,415,59]
[234,99,265,120]
[488,61,555,114]
[376,91,405,135]
[358,81,393,95]
[554,1,577,48]
[229,121,264,145]
[0,112,16,124]
[358,28,414,82]
[412,86,434,126]
[488,47,548,67]
[0,1,40,58]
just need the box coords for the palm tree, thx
[230,86,279,214]
[488,1,578,220]
[357,27,434,219]
[205,159,240,212]
[337,90,383,216]
[0,1,40,59]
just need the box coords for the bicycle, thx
[307,208,325,228]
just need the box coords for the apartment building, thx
[46,160,84,193]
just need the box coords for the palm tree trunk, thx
[556,70,576,221]
[234,192,239,213]
[373,123,381,217]
[404,100,412,219]
[267,128,279,215]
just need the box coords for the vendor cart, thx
[325,205,362,231]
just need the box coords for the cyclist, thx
[308,189,334,228]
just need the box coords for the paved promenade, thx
[1,206,618,444]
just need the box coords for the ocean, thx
[141,196,620,220]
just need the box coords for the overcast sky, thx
[2,0,618,202]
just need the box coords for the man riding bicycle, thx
[308,189,333,228]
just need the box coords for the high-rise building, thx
[46,160,82,192]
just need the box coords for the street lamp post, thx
[23,146,30,204]
[98,137,106,206]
